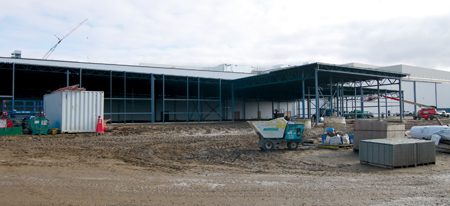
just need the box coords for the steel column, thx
[307,87,311,118]
[314,67,320,124]
[162,75,165,122]
[79,68,82,87]
[301,76,306,118]
[345,97,348,113]
[123,72,126,123]
[385,90,388,118]
[219,79,222,121]
[435,82,438,108]
[109,71,113,121]
[336,83,340,115]
[231,83,235,121]
[151,74,155,123]
[341,83,344,115]
[354,87,357,114]
[413,81,417,114]
[186,77,189,121]
[377,80,381,120]
[12,63,15,111]
[330,77,333,113]
[360,82,364,113]
[66,69,70,86]
[399,79,403,121]
[197,77,200,121]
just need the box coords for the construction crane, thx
[42,18,88,59]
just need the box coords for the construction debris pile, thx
[408,125,450,153]
[322,127,351,145]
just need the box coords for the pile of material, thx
[321,127,352,145]
[353,120,405,151]
[53,85,86,92]
[408,125,450,153]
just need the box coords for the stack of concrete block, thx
[360,138,435,168]
[353,120,405,151]
[294,119,311,130]
[324,117,346,132]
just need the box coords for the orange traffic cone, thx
[96,116,105,135]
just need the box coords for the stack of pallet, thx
[353,120,405,151]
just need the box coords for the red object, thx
[417,107,438,120]
[96,116,105,134]
[6,119,13,128]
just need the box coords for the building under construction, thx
[0,56,424,124]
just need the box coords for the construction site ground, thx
[1,119,450,205]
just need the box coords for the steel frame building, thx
[0,57,406,124]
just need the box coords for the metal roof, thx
[377,64,450,83]
[232,63,407,101]
[0,57,254,80]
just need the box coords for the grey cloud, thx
[2,1,450,71]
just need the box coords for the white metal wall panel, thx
[437,83,450,109]
[259,102,273,119]
[245,102,258,119]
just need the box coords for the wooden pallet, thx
[361,161,435,169]
[318,144,353,150]
[436,143,450,154]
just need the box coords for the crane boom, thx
[42,19,88,59]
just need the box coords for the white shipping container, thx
[44,91,104,133]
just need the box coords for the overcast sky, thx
[1,0,450,72]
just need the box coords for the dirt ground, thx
[1,121,450,205]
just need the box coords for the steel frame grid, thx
[1,61,407,123]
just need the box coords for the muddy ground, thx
[0,121,450,205]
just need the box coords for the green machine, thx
[250,118,304,151]
[25,115,49,135]
[0,127,23,136]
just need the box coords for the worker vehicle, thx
[438,110,450,118]
[250,118,304,151]
[414,107,438,120]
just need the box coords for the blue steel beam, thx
[219,79,222,121]
[186,77,189,122]
[12,63,15,111]
[314,66,319,124]
[151,74,155,122]
[162,75,165,122]
[301,71,306,118]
